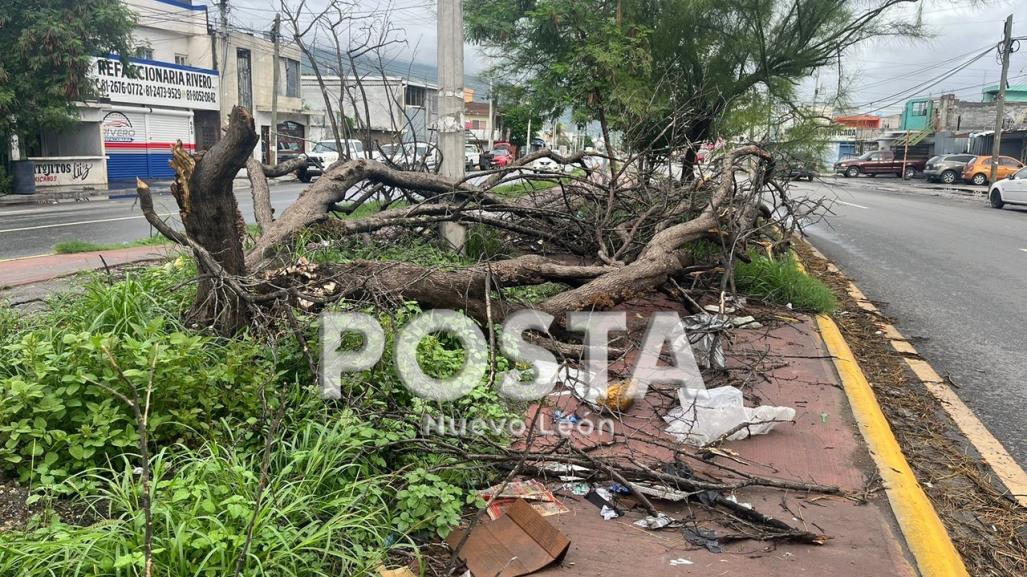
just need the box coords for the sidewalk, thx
[0,245,173,289]
[449,294,960,577]
[0,174,297,207]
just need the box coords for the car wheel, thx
[845,167,859,178]
[990,189,1005,209]
[807,175,815,182]
[903,166,916,179]
[972,173,988,185]
[940,170,957,184]
[297,169,312,183]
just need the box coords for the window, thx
[285,59,300,97]
[236,48,252,110]
[134,47,153,60]
[999,156,1020,167]
[910,101,928,117]
[404,85,426,107]
[1014,167,1027,179]
[174,53,189,66]
[471,119,485,130]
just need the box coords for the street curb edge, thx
[815,312,970,577]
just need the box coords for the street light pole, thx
[437,0,466,251]
[990,14,1013,184]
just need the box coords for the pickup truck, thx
[834,150,926,179]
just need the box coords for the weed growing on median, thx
[53,235,169,254]
[734,252,838,313]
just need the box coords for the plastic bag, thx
[663,386,795,446]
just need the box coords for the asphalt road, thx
[0,181,308,260]
[800,175,1027,466]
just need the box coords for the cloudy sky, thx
[217,0,1027,116]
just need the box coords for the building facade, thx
[28,0,221,189]
[214,31,308,164]
[301,75,439,149]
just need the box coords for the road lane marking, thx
[834,199,870,209]
[1020,248,1027,253]
[0,213,174,234]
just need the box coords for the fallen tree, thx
[137,106,803,340]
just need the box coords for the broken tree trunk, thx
[171,106,259,333]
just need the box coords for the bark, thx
[172,106,259,333]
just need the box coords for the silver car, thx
[923,154,975,184]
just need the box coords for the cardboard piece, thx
[447,499,571,577]
[479,479,569,520]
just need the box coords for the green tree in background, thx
[0,0,135,161]
[466,0,921,172]
[494,85,545,148]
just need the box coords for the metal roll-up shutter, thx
[102,109,149,183]
[146,110,194,179]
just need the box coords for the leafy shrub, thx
[734,253,837,313]
[0,418,408,577]
[0,266,270,491]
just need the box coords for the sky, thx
[216,0,1027,116]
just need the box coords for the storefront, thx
[91,56,220,184]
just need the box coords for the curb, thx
[816,313,970,577]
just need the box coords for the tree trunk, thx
[171,106,259,333]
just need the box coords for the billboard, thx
[90,56,220,111]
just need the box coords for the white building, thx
[30,0,220,189]
[214,31,309,164]
[301,75,439,149]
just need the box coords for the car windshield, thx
[312,142,337,153]
[857,152,876,160]
[491,149,509,156]
[380,144,401,156]
[347,141,364,153]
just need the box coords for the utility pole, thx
[218,0,230,120]
[990,14,1014,184]
[526,116,531,155]
[437,0,466,251]
[487,77,495,150]
[270,12,281,166]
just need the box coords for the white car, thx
[299,139,364,182]
[465,144,481,171]
[531,156,559,172]
[989,166,1027,209]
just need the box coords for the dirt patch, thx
[0,480,33,533]
[795,240,1027,577]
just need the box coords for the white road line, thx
[1020,248,1027,253]
[834,199,870,209]
[0,213,174,234]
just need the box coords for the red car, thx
[488,147,513,168]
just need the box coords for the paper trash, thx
[664,386,795,446]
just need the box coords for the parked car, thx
[834,150,926,178]
[465,144,481,171]
[923,154,976,184]
[785,162,817,181]
[373,143,405,165]
[488,148,513,168]
[988,166,1027,209]
[299,139,364,182]
[492,141,518,159]
[961,155,1024,185]
[531,156,560,172]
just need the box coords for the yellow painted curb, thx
[817,314,970,577]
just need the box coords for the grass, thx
[53,235,169,254]
[734,252,838,313]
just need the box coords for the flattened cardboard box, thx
[447,499,571,577]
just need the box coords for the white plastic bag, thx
[663,386,795,446]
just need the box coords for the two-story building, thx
[301,75,439,149]
[213,31,308,164]
[29,0,221,189]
